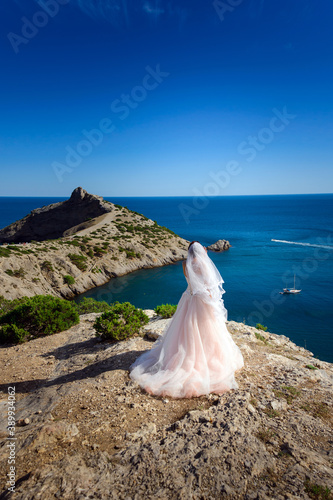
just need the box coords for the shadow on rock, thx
[0,349,147,394]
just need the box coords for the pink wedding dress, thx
[130,243,244,399]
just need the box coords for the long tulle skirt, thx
[130,290,244,398]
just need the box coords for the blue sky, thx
[1,0,332,196]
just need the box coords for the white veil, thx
[185,242,227,319]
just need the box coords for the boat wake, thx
[271,239,333,250]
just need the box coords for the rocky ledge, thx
[0,314,332,499]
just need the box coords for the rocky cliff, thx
[0,187,113,243]
[0,314,332,499]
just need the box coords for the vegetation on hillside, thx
[94,302,149,342]
[154,304,177,318]
[0,295,79,344]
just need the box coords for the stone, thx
[17,417,30,426]
[143,318,171,340]
[31,422,79,448]
[126,423,157,441]
[207,239,231,252]
[270,400,287,411]
[247,404,256,414]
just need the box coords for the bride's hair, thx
[188,240,200,250]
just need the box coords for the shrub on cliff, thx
[94,302,149,342]
[5,268,26,278]
[67,253,87,271]
[0,323,30,344]
[0,247,11,257]
[0,295,29,315]
[0,295,79,343]
[256,323,268,332]
[76,297,111,314]
[63,275,75,285]
[155,304,177,318]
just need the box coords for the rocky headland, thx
[0,313,332,499]
[0,188,230,301]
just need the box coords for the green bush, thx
[0,295,79,343]
[94,302,149,341]
[42,260,54,272]
[255,331,268,344]
[63,275,75,285]
[0,247,11,257]
[154,304,177,318]
[0,295,29,315]
[256,323,268,331]
[0,323,30,343]
[68,253,87,271]
[5,268,25,278]
[65,240,80,247]
[304,480,332,500]
[118,247,137,259]
[93,246,106,256]
[76,297,111,314]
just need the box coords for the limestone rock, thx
[207,239,231,251]
[143,316,172,339]
[31,422,79,449]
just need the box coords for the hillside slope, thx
[0,190,189,300]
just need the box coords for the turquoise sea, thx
[0,194,332,363]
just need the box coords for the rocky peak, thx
[69,187,87,202]
[0,188,113,243]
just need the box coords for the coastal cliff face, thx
[0,187,113,243]
[0,314,332,499]
[0,189,189,300]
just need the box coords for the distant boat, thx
[280,274,301,294]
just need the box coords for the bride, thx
[130,241,244,398]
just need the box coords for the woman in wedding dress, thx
[130,241,244,398]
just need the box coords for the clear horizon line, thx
[0,192,333,198]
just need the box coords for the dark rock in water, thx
[207,239,231,252]
[0,187,113,243]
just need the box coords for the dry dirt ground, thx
[0,313,332,499]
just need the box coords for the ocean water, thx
[0,194,332,363]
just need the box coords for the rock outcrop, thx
[207,239,231,251]
[0,192,189,300]
[0,187,113,243]
[0,313,332,499]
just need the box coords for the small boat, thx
[280,274,301,294]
